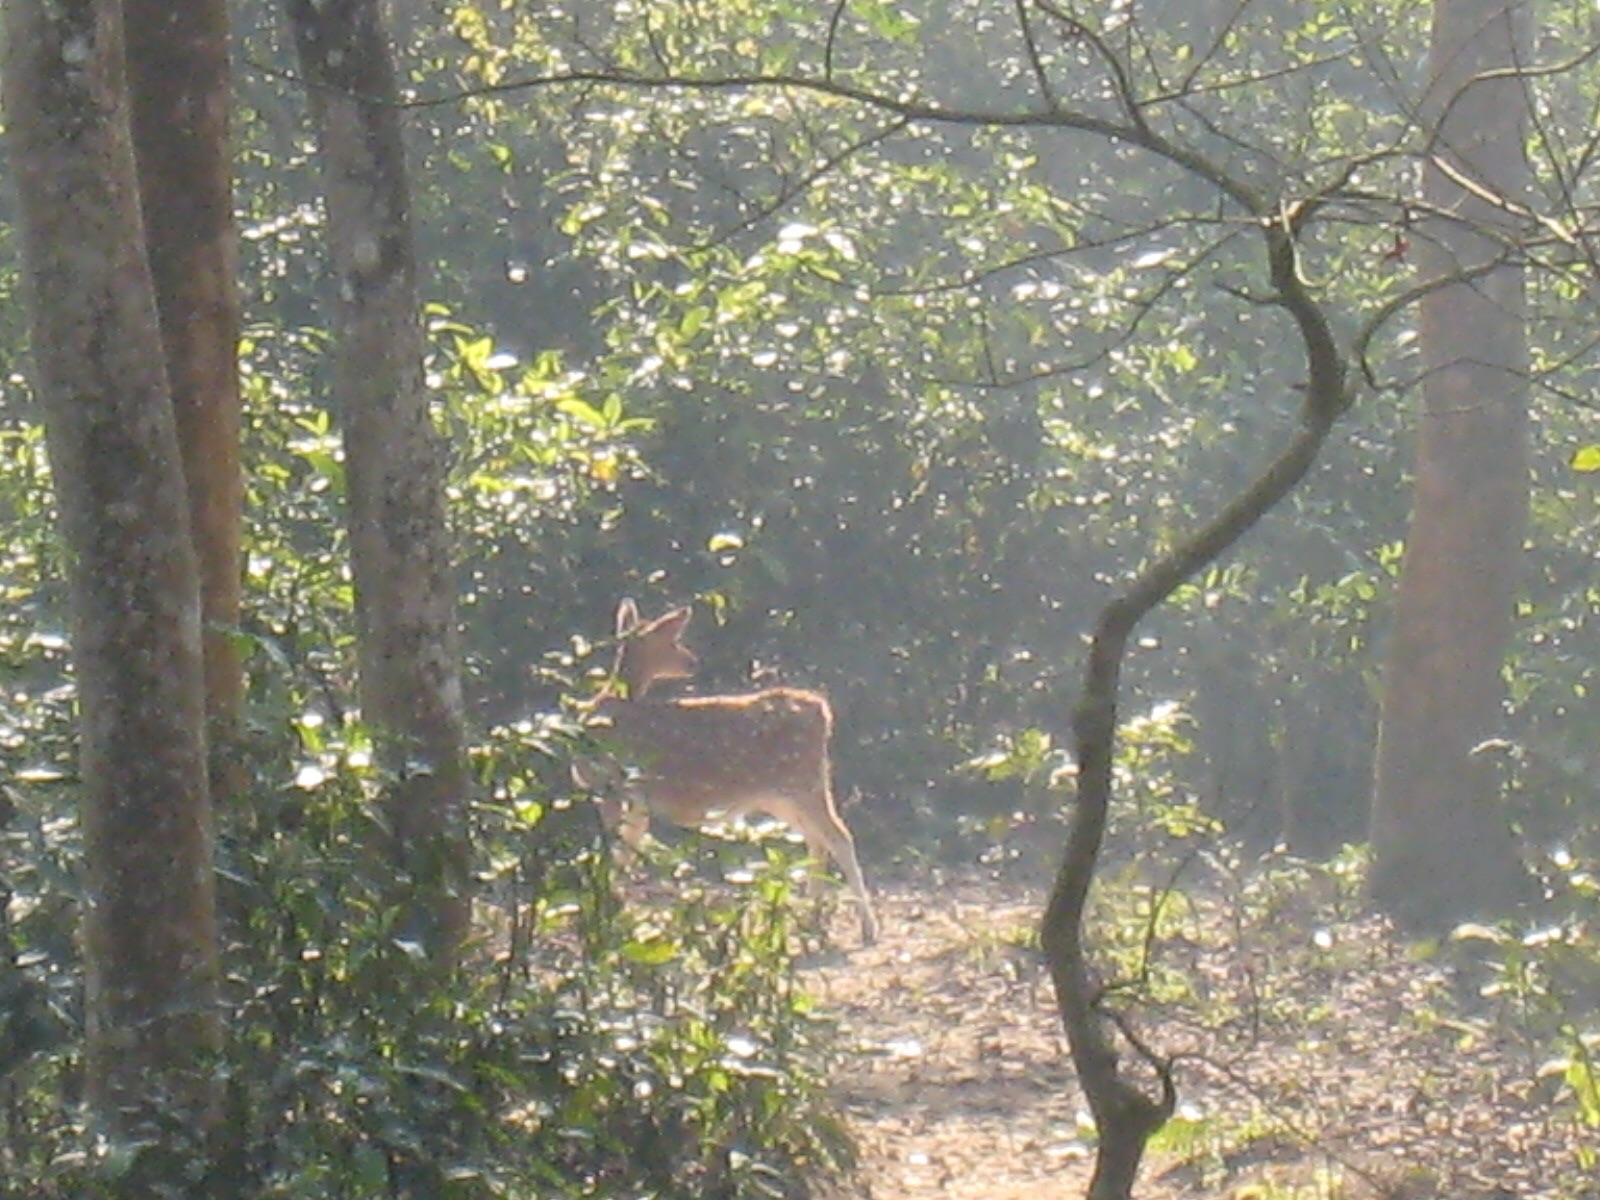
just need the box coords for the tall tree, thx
[1370,0,1532,928]
[125,0,245,773]
[3,0,220,1148]
[285,0,470,961]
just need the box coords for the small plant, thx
[1541,1028,1600,1170]
[0,705,852,1200]
[1454,847,1600,1172]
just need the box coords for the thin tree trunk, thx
[285,0,470,962]
[4,0,220,1144]
[1042,209,1351,1199]
[125,0,245,780]
[1370,0,1531,928]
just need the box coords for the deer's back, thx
[597,687,832,817]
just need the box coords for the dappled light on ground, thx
[807,871,1593,1200]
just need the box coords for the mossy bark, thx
[126,0,246,786]
[286,0,471,963]
[5,0,221,1142]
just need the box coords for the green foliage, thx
[224,0,1600,879]
[9,0,1600,1190]
[211,723,846,1199]
[1549,1029,1600,1170]
[0,706,849,1200]
[1145,1106,1286,1193]
[397,0,1426,855]
[960,699,1214,868]
[433,0,1600,877]
[1450,852,1600,1171]
[0,418,80,1183]
[0,306,848,1197]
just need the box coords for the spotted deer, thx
[581,598,879,945]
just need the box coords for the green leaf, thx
[1571,445,1600,472]
[621,936,679,965]
[352,1143,389,1192]
[679,306,711,339]
[556,397,608,429]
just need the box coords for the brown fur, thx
[584,600,879,944]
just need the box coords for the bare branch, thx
[1350,252,1513,391]
[1175,0,1257,97]
[823,0,849,81]
[687,115,912,253]
[1034,0,1147,132]
[1013,0,1057,109]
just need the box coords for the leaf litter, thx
[805,868,1597,1200]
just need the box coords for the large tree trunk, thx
[285,0,470,962]
[1370,0,1531,929]
[125,0,245,778]
[4,0,221,1145]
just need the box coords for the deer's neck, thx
[594,651,657,705]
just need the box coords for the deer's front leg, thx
[599,790,652,865]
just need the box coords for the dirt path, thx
[807,875,1090,1199]
[805,869,1596,1200]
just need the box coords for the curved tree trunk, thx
[1370,0,1532,929]
[4,0,220,1149]
[125,0,245,789]
[1042,188,1352,1199]
[286,0,471,963]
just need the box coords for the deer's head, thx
[612,597,697,698]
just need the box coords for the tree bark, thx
[4,0,220,1142]
[285,0,470,962]
[1043,207,1351,1199]
[1370,0,1531,929]
[125,0,245,779]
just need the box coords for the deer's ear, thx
[662,605,693,635]
[615,597,641,636]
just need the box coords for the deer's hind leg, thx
[770,792,879,946]
[813,820,879,946]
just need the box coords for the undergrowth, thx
[0,715,851,1200]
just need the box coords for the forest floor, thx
[803,867,1598,1200]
